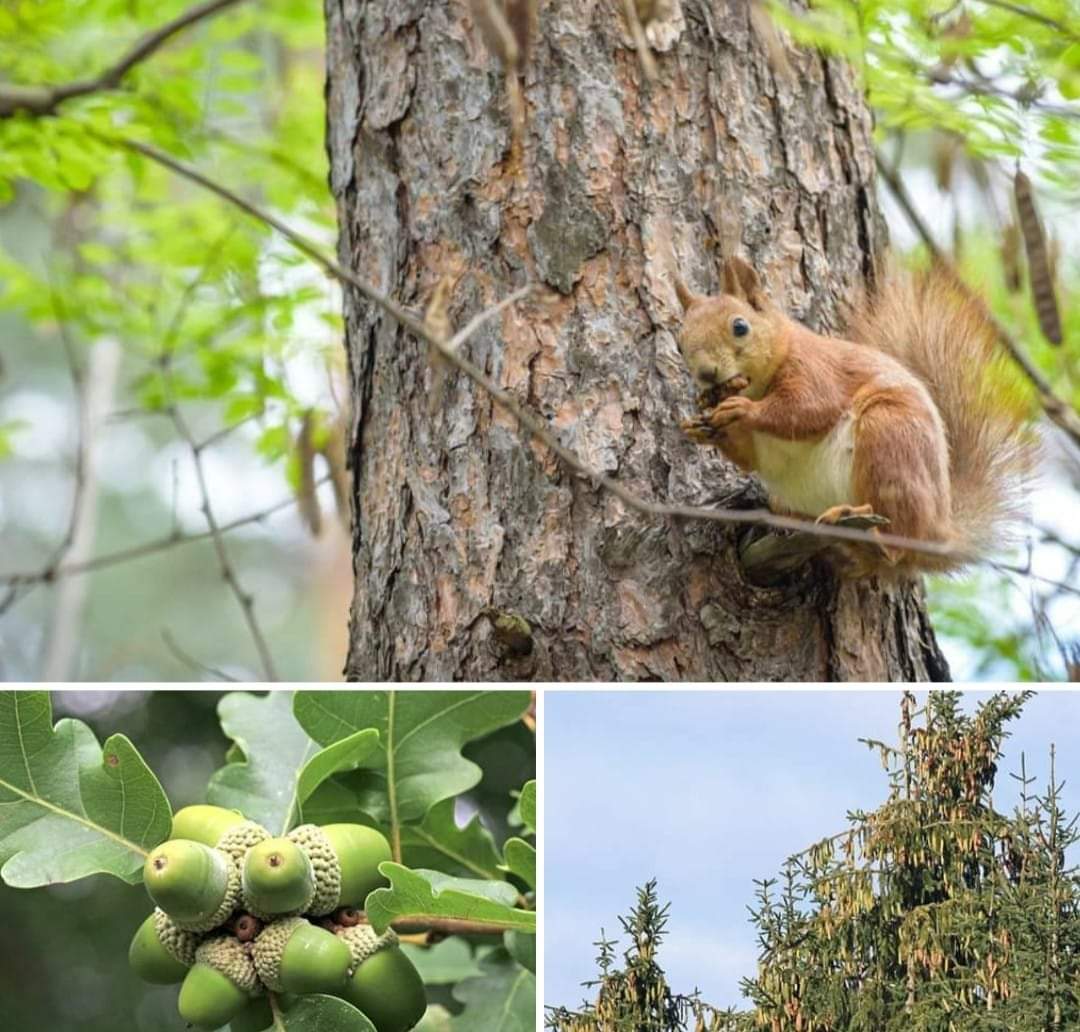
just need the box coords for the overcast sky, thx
[544,690,1080,1013]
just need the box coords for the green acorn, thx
[144,839,240,931]
[340,940,426,1032]
[229,996,274,1032]
[178,935,259,1031]
[128,912,194,984]
[252,916,352,994]
[287,823,392,914]
[172,804,246,847]
[217,819,272,866]
[242,837,315,918]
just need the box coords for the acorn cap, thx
[153,907,201,966]
[195,934,261,994]
[143,839,240,931]
[178,962,250,1031]
[217,819,272,866]
[252,917,351,994]
[286,824,341,915]
[129,913,190,984]
[322,824,393,908]
[337,925,399,975]
[242,837,315,919]
[172,804,246,847]
[341,945,426,1032]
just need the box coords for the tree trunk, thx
[324,0,951,682]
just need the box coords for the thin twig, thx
[86,135,1079,583]
[381,914,528,937]
[874,148,1080,452]
[927,67,1080,121]
[0,0,252,118]
[165,399,280,680]
[161,629,241,681]
[973,0,1080,42]
[0,475,332,594]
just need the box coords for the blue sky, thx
[544,690,1080,1013]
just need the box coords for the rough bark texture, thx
[324,0,951,682]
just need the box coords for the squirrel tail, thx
[848,268,1037,569]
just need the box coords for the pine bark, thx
[324,0,951,682]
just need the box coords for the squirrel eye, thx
[732,317,750,338]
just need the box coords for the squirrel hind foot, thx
[815,503,877,526]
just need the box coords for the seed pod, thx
[1014,169,1062,345]
[287,823,391,914]
[339,937,426,1032]
[252,916,353,994]
[171,804,246,847]
[178,935,259,1031]
[129,912,193,984]
[242,837,316,918]
[323,824,393,908]
[143,839,241,931]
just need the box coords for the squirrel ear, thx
[673,274,699,312]
[722,256,769,312]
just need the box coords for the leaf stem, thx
[387,691,402,863]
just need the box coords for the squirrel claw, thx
[815,503,876,526]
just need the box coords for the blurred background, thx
[0,0,1077,680]
[0,689,535,1031]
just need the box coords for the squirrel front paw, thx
[707,395,756,429]
[680,415,724,445]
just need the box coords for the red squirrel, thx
[674,257,1034,577]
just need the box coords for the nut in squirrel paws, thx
[680,415,724,445]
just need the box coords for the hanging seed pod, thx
[1001,222,1023,294]
[1014,169,1062,345]
[295,410,322,537]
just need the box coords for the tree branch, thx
[165,397,280,681]
[973,0,1080,42]
[61,135,1080,597]
[0,0,252,118]
[874,148,1080,453]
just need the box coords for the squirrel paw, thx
[707,395,755,429]
[680,416,724,445]
[815,503,876,526]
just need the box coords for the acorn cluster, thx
[129,805,426,1032]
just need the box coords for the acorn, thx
[172,804,246,847]
[252,916,352,994]
[129,911,196,984]
[229,996,274,1032]
[339,933,426,1032]
[242,837,315,918]
[216,819,273,866]
[143,839,240,931]
[287,823,392,914]
[178,935,259,1031]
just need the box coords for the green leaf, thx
[293,691,531,828]
[505,930,536,974]
[277,992,376,1031]
[518,780,536,835]
[403,798,504,880]
[366,863,536,935]
[450,950,535,1032]
[208,692,383,835]
[401,938,483,985]
[0,691,171,887]
[501,838,535,890]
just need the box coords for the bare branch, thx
[973,0,1080,43]
[875,148,1080,452]
[74,135,1078,590]
[0,475,332,595]
[165,398,280,681]
[161,629,241,682]
[0,0,252,118]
